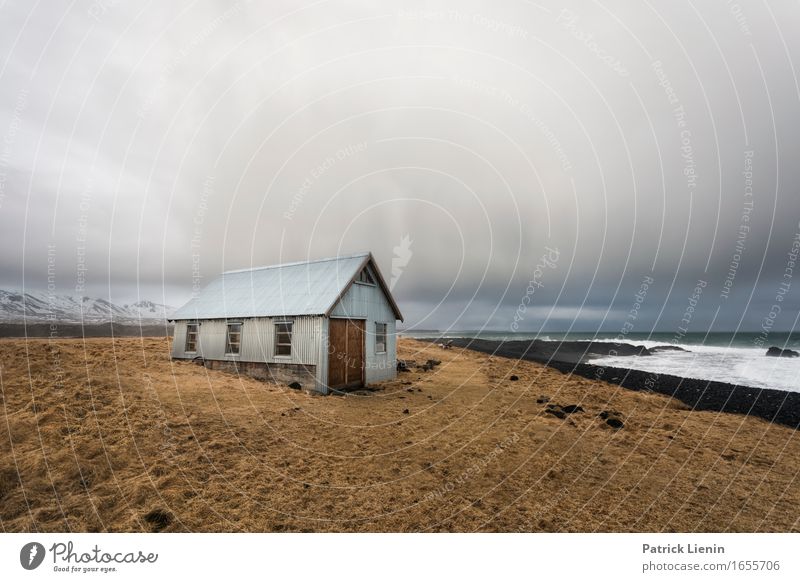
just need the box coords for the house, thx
[169,252,403,394]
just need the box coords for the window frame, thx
[375,322,387,354]
[274,320,293,357]
[355,266,376,286]
[185,322,199,353]
[225,321,243,355]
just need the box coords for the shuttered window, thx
[225,322,242,355]
[275,321,292,356]
[185,323,199,352]
[375,322,387,353]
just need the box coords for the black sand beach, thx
[447,338,800,429]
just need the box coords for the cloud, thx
[1,0,799,332]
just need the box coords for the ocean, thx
[402,330,800,393]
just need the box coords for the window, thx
[225,322,242,355]
[185,323,199,352]
[375,322,387,353]
[356,267,375,285]
[275,321,292,356]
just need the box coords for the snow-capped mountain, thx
[0,290,174,323]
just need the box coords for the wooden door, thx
[328,319,365,389]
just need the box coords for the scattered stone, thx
[545,408,566,419]
[766,347,799,358]
[536,396,550,404]
[397,360,413,372]
[509,375,519,381]
[288,381,302,390]
[606,418,624,429]
[143,509,172,532]
[403,409,409,414]
[561,404,584,414]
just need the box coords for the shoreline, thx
[444,338,800,429]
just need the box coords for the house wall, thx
[171,316,325,391]
[330,280,398,384]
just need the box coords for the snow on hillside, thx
[0,290,175,323]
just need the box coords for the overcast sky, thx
[1,0,799,332]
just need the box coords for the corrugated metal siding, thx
[172,316,321,366]
[171,321,187,358]
[330,282,397,385]
[171,254,369,320]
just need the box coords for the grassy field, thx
[1,337,798,532]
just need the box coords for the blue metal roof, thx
[171,252,402,321]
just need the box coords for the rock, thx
[545,408,566,419]
[509,375,519,381]
[766,347,799,358]
[402,409,410,414]
[288,381,302,390]
[536,396,550,404]
[606,418,624,429]
[397,360,413,372]
[561,405,584,414]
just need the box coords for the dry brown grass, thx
[1,336,798,532]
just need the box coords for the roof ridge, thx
[222,252,371,275]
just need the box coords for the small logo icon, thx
[391,234,413,290]
[20,542,45,570]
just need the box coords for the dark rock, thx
[536,396,550,404]
[766,347,799,358]
[545,408,566,419]
[606,418,624,429]
[561,405,584,414]
[598,410,620,420]
[509,375,519,381]
[143,509,172,532]
[402,409,409,414]
[397,360,412,372]
[407,388,414,393]
[288,381,302,390]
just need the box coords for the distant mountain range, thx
[0,290,174,323]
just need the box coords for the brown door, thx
[328,319,365,389]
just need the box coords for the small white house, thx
[169,252,403,394]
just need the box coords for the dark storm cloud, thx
[1,0,799,332]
